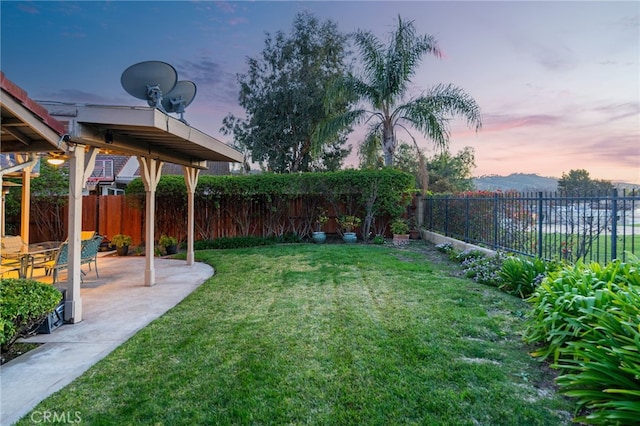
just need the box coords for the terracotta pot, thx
[392,234,409,247]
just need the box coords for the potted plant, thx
[159,234,178,255]
[312,208,329,244]
[111,234,132,256]
[391,218,410,247]
[338,215,361,243]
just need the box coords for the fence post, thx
[444,196,449,236]
[611,189,618,261]
[538,192,543,259]
[493,193,499,249]
[465,197,470,242]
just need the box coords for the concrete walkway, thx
[0,253,214,425]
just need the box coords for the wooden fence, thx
[25,194,416,245]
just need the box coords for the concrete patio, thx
[0,252,214,425]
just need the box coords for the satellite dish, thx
[161,81,197,124]
[121,61,177,112]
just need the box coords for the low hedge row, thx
[194,234,302,250]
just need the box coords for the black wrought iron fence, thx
[423,190,639,264]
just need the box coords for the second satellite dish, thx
[162,81,197,124]
[121,61,178,113]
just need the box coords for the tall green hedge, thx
[125,169,415,241]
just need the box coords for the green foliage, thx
[337,215,361,233]
[158,235,177,248]
[194,234,301,250]
[222,12,352,172]
[390,218,409,235]
[499,256,560,298]
[557,169,614,194]
[111,234,132,248]
[9,161,70,241]
[372,235,385,245]
[126,169,415,241]
[1,279,62,352]
[523,256,640,424]
[427,147,476,193]
[392,144,477,193]
[555,294,640,424]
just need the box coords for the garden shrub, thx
[0,279,62,353]
[498,256,560,298]
[457,250,506,286]
[435,242,458,261]
[524,255,640,424]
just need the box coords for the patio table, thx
[3,241,61,279]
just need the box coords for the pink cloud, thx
[481,113,560,133]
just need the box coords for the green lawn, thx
[538,232,639,264]
[19,244,574,425]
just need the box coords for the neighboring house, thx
[87,154,230,195]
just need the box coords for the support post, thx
[64,145,84,322]
[138,156,163,286]
[183,166,200,266]
[20,164,32,245]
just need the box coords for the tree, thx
[427,146,476,193]
[314,15,482,177]
[558,169,614,194]
[30,161,69,241]
[221,12,352,173]
[392,143,476,193]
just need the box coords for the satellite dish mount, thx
[146,84,165,111]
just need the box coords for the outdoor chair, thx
[1,235,27,277]
[0,261,21,277]
[80,235,103,278]
[43,242,69,284]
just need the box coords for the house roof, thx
[0,72,66,153]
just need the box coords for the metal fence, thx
[423,190,639,264]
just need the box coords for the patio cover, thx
[1,72,243,323]
[1,71,68,243]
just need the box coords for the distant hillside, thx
[473,173,558,192]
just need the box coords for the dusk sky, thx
[1,1,638,184]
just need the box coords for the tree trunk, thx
[382,125,396,167]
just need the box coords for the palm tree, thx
[315,15,482,177]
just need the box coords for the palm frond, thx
[312,109,367,156]
[422,83,482,131]
[387,16,442,95]
[393,84,482,150]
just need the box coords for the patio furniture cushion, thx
[1,235,27,253]
[81,231,96,241]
